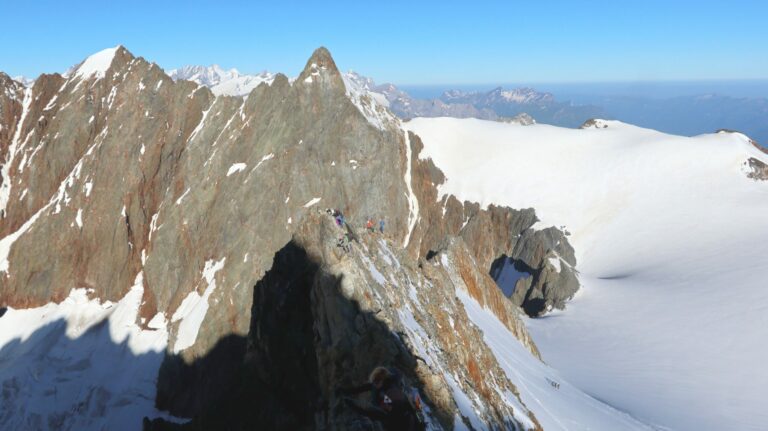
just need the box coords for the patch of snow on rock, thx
[226,163,247,176]
[171,258,226,353]
[74,46,120,80]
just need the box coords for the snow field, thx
[406,117,768,430]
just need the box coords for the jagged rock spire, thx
[303,46,339,74]
[296,46,344,89]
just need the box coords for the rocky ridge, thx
[150,213,547,429]
[0,46,584,429]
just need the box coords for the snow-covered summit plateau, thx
[406,117,768,431]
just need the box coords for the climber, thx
[336,366,425,431]
[366,218,375,233]
[334,210,345,228]
[379,219,385,234]
[337,232,352,253]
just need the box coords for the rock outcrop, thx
[498,113,536,126]
[580,118,610,129]
[716,129,768,181]
[745,157,768,181]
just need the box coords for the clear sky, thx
[1,0,766,85]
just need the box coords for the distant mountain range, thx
[167,65,275,97]
[15,63,767,144]
[162,66,768,144]
[342,72,605,127]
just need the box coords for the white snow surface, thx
[406,117,768,431]
[456,287,654,431]
[175,188,190,205]
[75,208,83,228]
[226,162,247,176]
[74,46,120,80]
[0,274,188,430]
[444,372,486,430]
[171,258,226,353]
[402,130,420,247]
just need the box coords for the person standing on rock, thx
[366,218,375,233]
[337,232,352,253]
[379,219,385,234]
[333,210,345,228]
[336,367,425,431]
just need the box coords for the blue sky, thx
[1,0,766,85]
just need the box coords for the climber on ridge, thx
[337,232,352,253]
[366,218,375,233]
[335,210,346,228]
[336,366,425,431]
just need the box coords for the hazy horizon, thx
[398,79,768,100]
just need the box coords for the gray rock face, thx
[581,118,610,129]
[498,113,536,126]
[745,157,768,181]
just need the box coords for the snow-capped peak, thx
[341,71,395,130]
[168,64,275,97]
[74,46,121,80]
[168,64,238,87]
[342,70,377,91]
[498,87,551,103]
[12,76,35,87]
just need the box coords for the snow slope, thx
[454,287,654,431]
[0,275,187,430]
[405,117,768,431]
